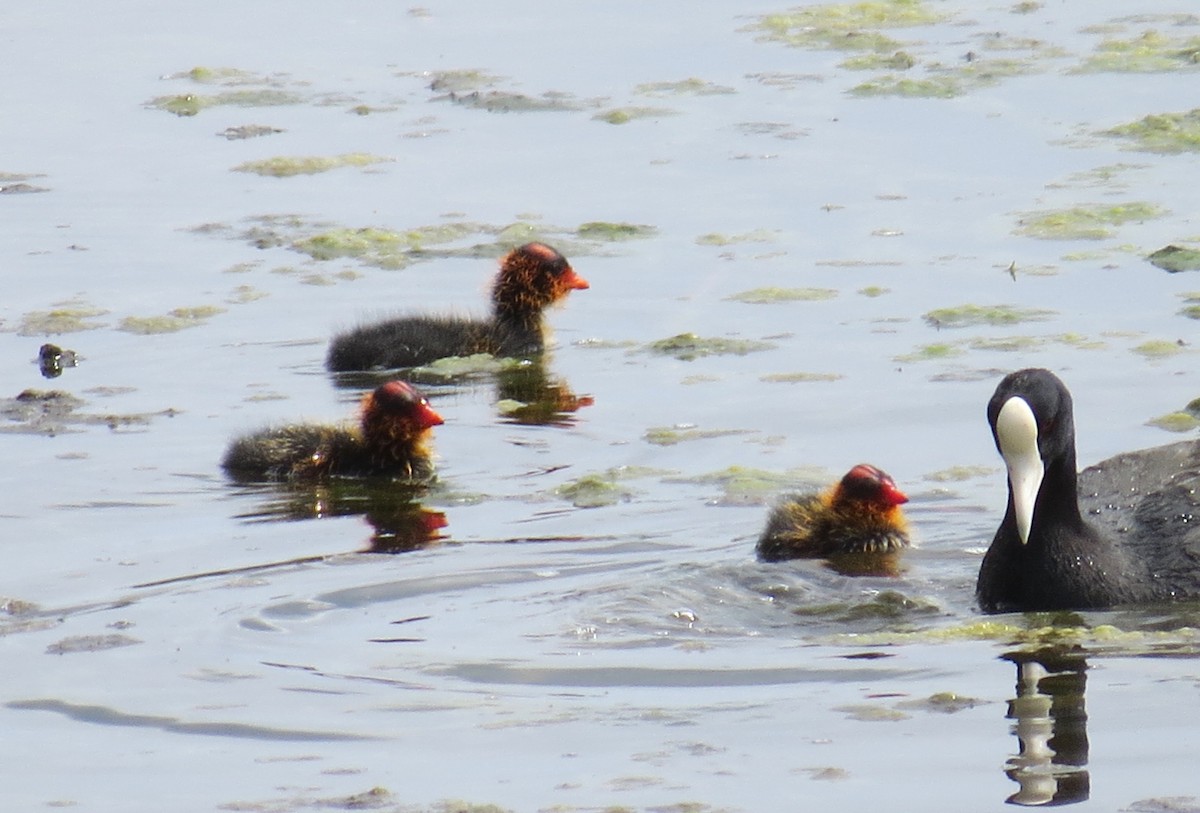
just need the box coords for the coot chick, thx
[978,368,1200,612]
[756,464,911,562]
[326,242,589,372]
[222,381,443,482]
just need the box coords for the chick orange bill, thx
[563,265,589,290]
[414,398,444,429]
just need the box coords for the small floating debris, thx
[219,124,284,140]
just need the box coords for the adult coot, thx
[978,368,1200,612]
[326,242,588,372]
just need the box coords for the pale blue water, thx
[2,1,1199,810]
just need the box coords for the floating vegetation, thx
[293,227,422,267]
[1132,339,1186,359]
[695,230,780,246]
[968,336,1049,352]
[644,333,776,360]
[1149,245,1200,272]
[148,89,304,117]
[165,66,267,85]
[426,69,502,94]
[1180,293,1200,320]
[226,285,269,304]
[634,78,737,96]
[1,389,176,436]
[850,74,963,98]
[1104,109,1200,154]
[1076,30,1200,74]
[858,286,891,297]
[825,616,1200,648]
[1051,163,1145,191]
[894,342,964,362]
[219,124,284,140]
[233,153,392,178]
[760,371,843,383]
[923,303,1055,328]
[0,172,50,194]
[1146,411,1200,433]
[727,287,838,304]
[440,89,583,113]
[749,1,945,53]
[643,425,756,446]
[593,106,678,124]
[17,304,108,336]
[1014,202,1167,240]
[45,634,141,654]
[923,465,994,482]
[555,472,636,508]
[840,50,917,71]
[407,354,519,383]
[232,215,657,274]
[667,465,827,506]
[118,306,226,334]
[835,703,910,722]
[576,222,657,241]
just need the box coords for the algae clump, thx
[643,426,755,446]
[233,153,392,178]
[118,306,226,334]
[727,287,839,304]
[923,303,1055,328]
[556,473,634,508]
[635,78,737,96]
[894,342,963,362]
[750,0,944,53]
[593,106,677,124]
[1077,30,1200,74]
[645,333,776,360]
[576,222,657,241]
[1104,109,1200,154]
[1014,202,1166,240]
[850,74,962,98]
[1132,339,1185,359]
[760,372,843,383]
[1147,412,1200,433]
[1148,244,1200,272]
[149,89,303,117]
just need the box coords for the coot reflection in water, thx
[1001,647,1090,806]
[334,357,593,429]
[978,368,1200,612]
[231,479,448,555]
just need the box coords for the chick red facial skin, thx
[370,381,444,429]
[840,464,909,507]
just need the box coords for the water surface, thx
[3,1,1200,810]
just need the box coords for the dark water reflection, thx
[230,480,447,554]
[330,358,592,427]
[1002,647,1090,806]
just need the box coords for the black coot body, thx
[326,242,588,372]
